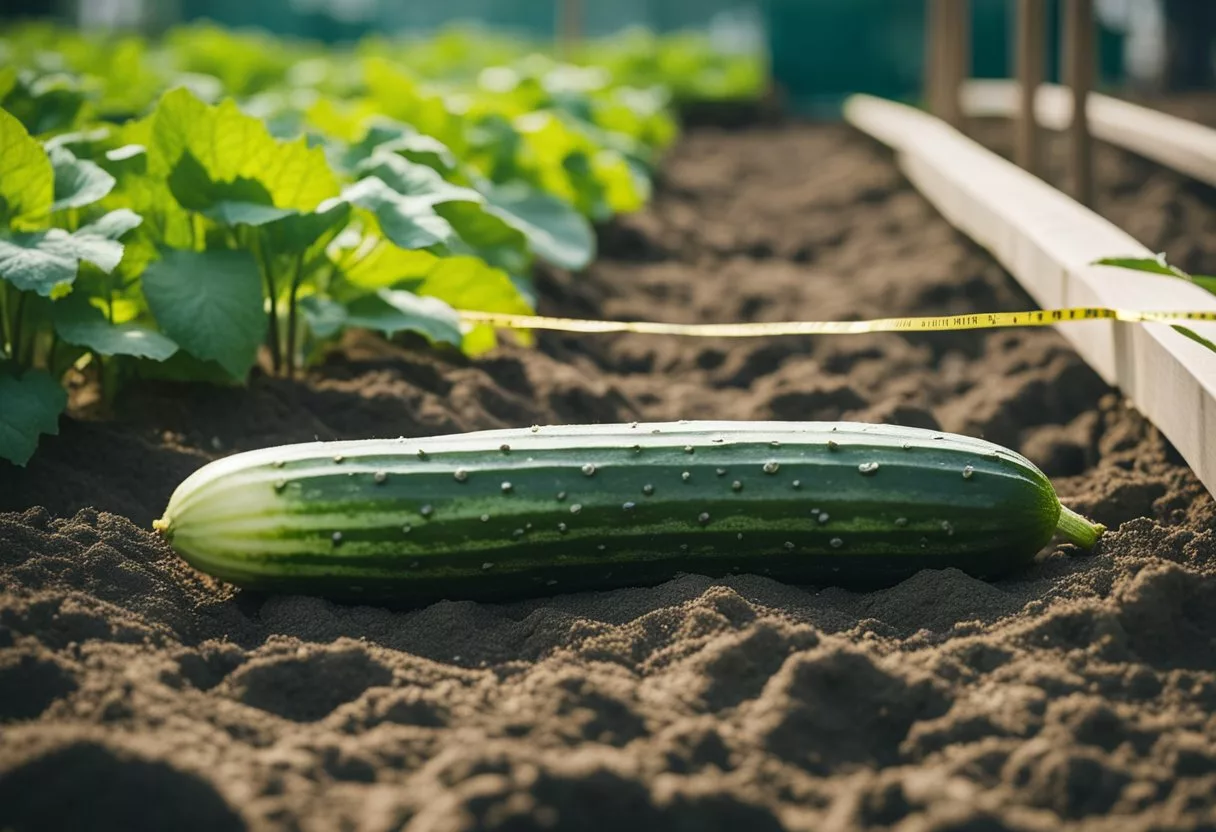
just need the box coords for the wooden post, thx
[1063,0,1095,205]
[927,0,969,129]
[946,0,971,130]
[1015,0,1046,175]
[557,0,583,62]
[925,0,943,113]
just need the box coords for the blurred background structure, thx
[1,1,1213,108]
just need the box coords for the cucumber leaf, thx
[0,106,53,231]
[0,208,140,296]
[167,150,293,226]
[148,87,339,213]
[301,290,462,346]
[51,292,178,360]
[0,370,67,466]
[142,248,265,379]
[50,145,116,212]
[481,181,594,270]
[343,177,455,250]
[260,199,351,257]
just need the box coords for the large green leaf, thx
[481,181,594,270]
[337,238,439,292]
[355,152,478,205]
[148,87,339,213]
[167,150,293,226]
[51,292,178,361]
[406,255,533,316]
[0,209,141,296]
[301,290,462,346]
[351,155,530,270]
[0,370,66,466]
[50,146,116,213]
[260,199,351,258]
[142,248,265,379]
[339,123,457,174]
[0,106,53,231]
[1,72,89,137]
[433,200,529,273]
[343,177,454,250]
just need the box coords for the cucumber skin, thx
[157,421,1061,602]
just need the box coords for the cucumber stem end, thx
[1056,504,1105,549]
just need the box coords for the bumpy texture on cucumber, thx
[154,421,1104,602]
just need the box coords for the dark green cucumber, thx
[154,421,1104,602]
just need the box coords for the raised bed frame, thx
[843,93,1216,499]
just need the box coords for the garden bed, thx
[3,120,1216,831]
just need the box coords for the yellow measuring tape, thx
[459,307,1216,338]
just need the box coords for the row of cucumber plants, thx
[0,23,735,466]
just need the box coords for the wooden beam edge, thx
[843,93,1216,495]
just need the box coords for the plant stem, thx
[0,282,11,360]
[285,253,305,377]
[1056,504,1106,549]
[11,291,28,369]
[252,232,281,375]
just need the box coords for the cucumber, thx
[154,421,1104,602]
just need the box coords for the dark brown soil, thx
[2,112,1215,831]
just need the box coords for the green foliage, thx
[1095,254,1216,355]
[0,370,66,466]
[142,249,265,379]
[0,21,737,464]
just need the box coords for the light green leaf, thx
[406,255,533,317]
[51,292,178,361]
[0,370,66,466]
[142,248,265,379]
[0,210,138,296]
[482,181,595,270]
[167,150,295,226]
[340,123,457,174]
[302,290,462,346]
[343,177,454,250]
[50,145,116,212]
[355,152,478,205]
[0,106,53,230]
[148,87,339,213]
[434,200,529,273]
[338,238,439,292]
[1094,255,1187,279]
[78,208,144,241]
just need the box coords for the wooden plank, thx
[844,93,1216,497]
[962,79,1216,189]
[1014,0,1046,174]
[1062,0,1095,205]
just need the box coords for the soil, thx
[3,106,1216,831]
